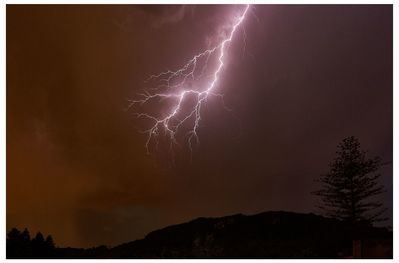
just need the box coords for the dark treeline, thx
[6,227,109,259]
[7,228,55,258]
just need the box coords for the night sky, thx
[7,5,392,248]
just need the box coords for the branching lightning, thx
[129,5,250,154]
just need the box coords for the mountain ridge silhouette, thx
[7,211,392,259]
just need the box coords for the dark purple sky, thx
[7,5,392,248]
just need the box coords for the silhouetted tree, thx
[7,228,22,258]
[32,232,45,244]
[313,136,387,226]
[7,228,21,240]
[45,235,55,249]
[31,232,46,258]
[20,228,32,257]
[21,228,30,242]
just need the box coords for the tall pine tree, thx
[313,136,387,225]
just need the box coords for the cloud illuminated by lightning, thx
[129,5,250,154]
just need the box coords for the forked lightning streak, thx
[129,5,250,154]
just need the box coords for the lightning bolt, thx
[129,5,250,154]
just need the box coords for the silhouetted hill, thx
[7,211,392,259]
[110,211,392,258]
